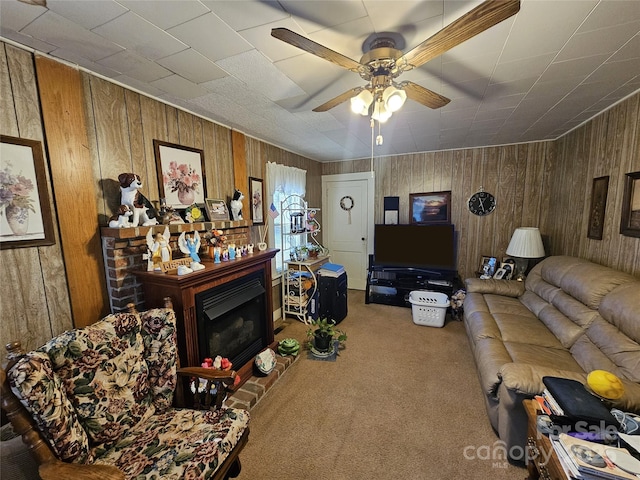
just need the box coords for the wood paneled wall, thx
[548,94,640,275]
[0,44,73,352]
[322,142,555,279]
[0,43,319,351]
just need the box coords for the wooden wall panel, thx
[1,45,72,353]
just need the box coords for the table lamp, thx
[505,227,545,281]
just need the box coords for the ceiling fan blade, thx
[313,87,363,112]
[271,28,363,72]
[401,82,450,109]
[401,0,520,69]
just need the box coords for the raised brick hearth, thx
[101,221,251,312]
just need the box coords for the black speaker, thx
[319,272,348,324]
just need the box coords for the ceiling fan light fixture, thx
[350,89,373,116]
[371,100,391,123]
[382,85,406,112]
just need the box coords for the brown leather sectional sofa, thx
[463,255,640,461]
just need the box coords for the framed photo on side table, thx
[620,171,640,238]
[154,140,206,209]
[249,177,264,225]
[0,135,55,249]
[409,191,451,224]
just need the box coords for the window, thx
[265,162,306,273]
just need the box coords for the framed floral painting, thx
[0,135,55,249]
[153,140,207,209]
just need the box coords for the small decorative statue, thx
[178,231,205,271]
[146,226,171,271]
[118,173,159,227]
[108,205,133,228]
[230,189,244,220]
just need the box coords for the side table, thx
[523,399,568,480]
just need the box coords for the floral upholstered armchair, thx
[0,300,249,480]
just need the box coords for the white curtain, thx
[265,162,306,249]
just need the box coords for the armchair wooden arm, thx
[177,367,239,410]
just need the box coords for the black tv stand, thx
[365,255,461,307]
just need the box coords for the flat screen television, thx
[373,224,457,271]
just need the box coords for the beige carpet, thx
[236,290,525,479]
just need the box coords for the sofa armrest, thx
[498,363,640,412]
[465,278,525,297]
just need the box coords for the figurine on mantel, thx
[178,231,205,271]
[118,172,159,227]
[108,205,133,228]
[229,189,244,220]
[146,226,171,271]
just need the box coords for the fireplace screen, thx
[196,271,267,369]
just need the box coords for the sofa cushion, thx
[503,342,581,372]
[92,407,250,479]
[599,283,640,344]
[8,351,92,463]
[39,312,154,447]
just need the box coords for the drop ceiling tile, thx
[217,50,305,102]
[21,10,123,61]
[577,0,640,33]
[112,74,167,98]
[157,49,227,84]
[442,51,501,83]
[0,29,56,53]
[240,17,309,63]
[150,74,209,99]
[483,77,537,98]
[491,53,556,84]
[555,21,640,62]
[584,57,640,85]
[92,11,187,60]
[46,0,127,29]
[50,48,121,78]
[98,49,172,82]
[118,0,209,30]
[167,12,253,62]
[499,0,597,64]
[441,18,514,61]
[308,16,375,61]
[203,0,288,31]
[278,1,368,34]
[538,54,609,83]
[474,107,516,122]
[364,0,441,33]
[607,34,640,63]
[0,0,46,30]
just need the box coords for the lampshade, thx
[382,85,407,112]
[350,89,373,116]
[371,99,391,123]
[506,227,545,258]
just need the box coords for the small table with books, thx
[524,399,568,480]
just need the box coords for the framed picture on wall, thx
[0,135,55,249]
[620,171,640,238]
[249,177,264,225]
[587,176,609,240]
[409,191,451,224]
[153,140,207,209]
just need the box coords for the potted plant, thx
[307,318,347,353]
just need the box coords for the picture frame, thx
[249,176,264,225]
[153,140,207,209]
[205,198,230,221]
[587,175,609,240]
[0,135,55,249]
[409,191,452,224]
[479,256,498,277]
[182,203,208,223]
[620,171,640,238]
[495,262,513,280]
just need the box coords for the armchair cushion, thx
[92,407,249,479]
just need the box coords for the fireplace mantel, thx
[135,249,279,387]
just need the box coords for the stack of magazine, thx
[552,433,640,479]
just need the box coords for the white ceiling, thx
[1,0,639,162]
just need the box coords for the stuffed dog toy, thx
[230,189,244,220]
[108,204,133,228]
[118,173,159,227]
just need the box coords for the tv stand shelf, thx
[365,256,461,308]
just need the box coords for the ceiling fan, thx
[272,0,520,120]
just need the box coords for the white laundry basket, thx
[408,291,449,327]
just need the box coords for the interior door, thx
[322,172,374,290]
